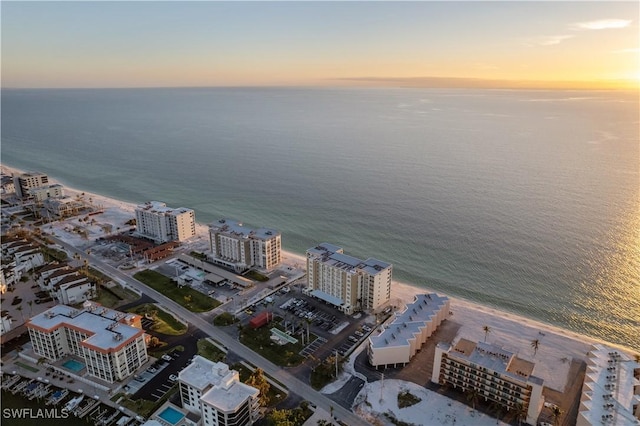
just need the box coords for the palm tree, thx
[531,339,540,357]
[513,402,527,426]
[466,388,479,411]
[483,325,491,342]
[551,405,563,426]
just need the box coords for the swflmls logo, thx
[2,408,70,419]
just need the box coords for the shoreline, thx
[2,163,637,365]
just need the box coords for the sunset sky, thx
[2,1,638,89]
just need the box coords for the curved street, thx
[50,236,371,426]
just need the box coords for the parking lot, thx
[240,288,384,363]
[124,351,180,401]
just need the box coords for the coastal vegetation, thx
[246,270,269,282]
[309,353,344,390]
[238,322,306,367]
[133,269,219,312]
[127,303,187,335]
[197,338,226,362]
[397,390,421,408]
[213,312,238,326]
[265,401,313,426]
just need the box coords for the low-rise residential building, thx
[43,196,84,217]
[135,201,196,243]
[26,301,147,383]
[577,344,640,425]
[368,293,449,368]
[208,219,281,272]
[306,243,392,314]
[432,338,544,425]
[178,355,260,426]
[28,183,65,201]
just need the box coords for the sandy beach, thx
[4,163,638,425]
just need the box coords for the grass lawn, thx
[239,323,306,367]
[246,270,269,282]
[197,339,227,362]
[134,269,220,312]
[213,312,238,326]
[128,303,187,335]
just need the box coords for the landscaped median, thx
[133,269,220,312]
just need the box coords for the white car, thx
[169,374,178,382]
[161,354,172,362]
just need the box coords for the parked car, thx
[134,376,145,382]
[161,354,172,362]
[147,367,157,373]
[354,330,364,337]
[348,336,358,342]
[169,374,178,382]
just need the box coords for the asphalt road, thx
[51,236,371,426]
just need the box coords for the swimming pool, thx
[62,359,85,372]
[157,406,185,425]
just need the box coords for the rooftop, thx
[209,218,280,241]
[370,293,450,349]
[578,344,640,426]
[449,338,540,383]
[307,243,391,275]
[136,201,193,216]
[179,356,259,412]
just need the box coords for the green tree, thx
[246,368,271,406]
[466,388,479,411]
[551,405,563,426]
[266,408,295,426]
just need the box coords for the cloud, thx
[524,35,574,47]
[611,47,640,54]
[571,19,632,30]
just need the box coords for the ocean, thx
[1,87,638,351]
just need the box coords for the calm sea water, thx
[2,87,638,351]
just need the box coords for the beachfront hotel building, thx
[368,293,449,368]
[26,301,148,383]
[432,338,544,425]
[577,344,640,425]
[208,219,281,272]
[306,243,392,314]
[13,171,49,199]
[178,355,260,426]
[135,201,196,243]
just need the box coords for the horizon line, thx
[1,76,638,91]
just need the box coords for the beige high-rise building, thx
[432,338,544,425]
[13,171,49,199]
[306,243,392,314]
[135,201,196,243]
[208,219,281,272]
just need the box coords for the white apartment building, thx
[26,302,148,383]
[1,314,13,336]
[135,201,196,243]
[432,338,544,425]
[208,219,281,272]
[28,184,65,202]
[577,344,640,426]
[306,243,392,314]
[178,356,260,426]
[368,293,449,368]
[13,171,49,198]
